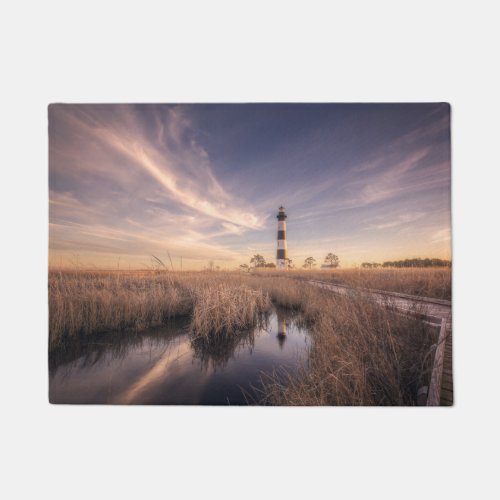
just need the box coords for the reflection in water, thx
[277,309,287,349]
[49,308,309,405]
[190,313,270,372]
[49,317,191,374]
[191,330,255,372]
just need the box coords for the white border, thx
[1,1,500,499]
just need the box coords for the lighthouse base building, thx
[276,206,288,269]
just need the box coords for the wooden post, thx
[417,386,428,406]
[427,318,448,406]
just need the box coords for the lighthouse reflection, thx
[277,310,287,349]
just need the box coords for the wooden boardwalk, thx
[440,327,453,405]
[305,279,453,406]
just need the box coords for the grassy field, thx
[255,275,437,405]
[49,270,270,348]
[246,273,438,405]
[255,267,452,301]
[49,268,448,405]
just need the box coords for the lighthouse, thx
[276,206,288,269]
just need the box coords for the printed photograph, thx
[48,103,452,405]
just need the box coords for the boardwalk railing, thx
[427,317,451,406]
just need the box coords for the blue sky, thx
[49,103,451,269]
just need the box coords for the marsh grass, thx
[49,270,270,349]
[189,283,271,339]
[49,268,441,405]
[245,274,438,405]
[255,267,452,300]
[49,271,192,348]
[259,295,436,405]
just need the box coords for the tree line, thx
[302,253,340,269]
[241,254,450,271]
[239,254,277,272]
[361,258,451,268]
[240,252,340,271]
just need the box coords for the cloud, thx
[261,113,449,225]
[365,211,427,230]
[220,222,246,235]
[431,228,451,243]
[49,104,270,266]
[50,218,244,263]
[50,105,264,230]
[356,147,431,205]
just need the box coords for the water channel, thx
[49,308,311,405]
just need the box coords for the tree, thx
[382,258,451,268]
[250,254,266,268]
[362,262,381,269]
[239,264,250,273]
[303,256,316,269]
[324,253,340,268]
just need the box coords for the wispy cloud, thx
[50,105,264,229]
[365,211,427,230]
[262,112,449,224]
[431,227,451,243]
[49,104,271,266]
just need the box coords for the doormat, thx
[48,103,452,406]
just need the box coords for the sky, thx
[49,103,451,269]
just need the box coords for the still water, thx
[49,309,310,405]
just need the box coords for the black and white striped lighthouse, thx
[276,206,288,269]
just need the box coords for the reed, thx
[49,271,193,348]
[257,288,437,406]
[189,283,271,339]
[49,270,269,348]
[277,267,451,300]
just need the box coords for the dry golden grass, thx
[248,275,314,309]
[49,270,269,348]
[259,292,436,405]
[255,267,451,300]
[49,271,191,347]
[243,273,437,405]
[49,268,440,405]
[189,283,270,339]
